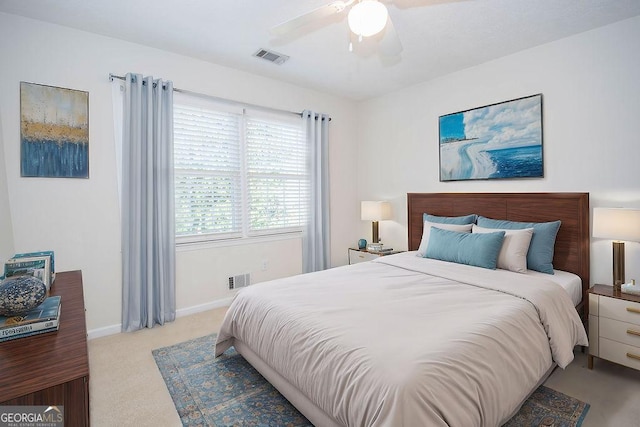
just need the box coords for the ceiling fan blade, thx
[270,1,347,36]
[379,16,403,56]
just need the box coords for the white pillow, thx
[416,221,473,257]
[472,224,533,273]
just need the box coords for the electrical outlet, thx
[261,259,268,271]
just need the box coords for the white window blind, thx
[174,104,242,238]
[246,114,308,234]
[173,95,307,243]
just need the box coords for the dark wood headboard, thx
[407,193,590,317]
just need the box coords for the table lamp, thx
[593,207,640,291]
[361,201,392,244]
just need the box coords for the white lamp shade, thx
[593,207,640,242]
[361,201,392,221]
[348,0,388,37]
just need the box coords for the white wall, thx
[0,109,15,264]
[357,16,640,286]
[0,12,359,335]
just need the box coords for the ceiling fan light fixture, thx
[348,0,388,37]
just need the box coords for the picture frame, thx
[439,94,543,181]
[20,82,89,178]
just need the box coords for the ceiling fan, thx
[270,0,404,57]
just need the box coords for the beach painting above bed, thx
[439,94,543,181]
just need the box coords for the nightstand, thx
[588,284,640,371]
[348,248,403,265]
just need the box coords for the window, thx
[173,94,308,243]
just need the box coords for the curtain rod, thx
[109,73,331,121]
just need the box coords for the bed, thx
[216,192,590,426]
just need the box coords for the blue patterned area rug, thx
[503,385,590,427]
[152,334,589,427]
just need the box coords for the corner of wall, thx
[0,114,15,264]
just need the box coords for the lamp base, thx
[613,241,625,292]
[371,221,380,244]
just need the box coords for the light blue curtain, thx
[121,73,176,332]
[302,110,331,273]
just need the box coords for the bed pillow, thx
[476,216,561,274]
[425,227,506,270]
[472,225,533,273]
[416,221,473,257]
[423,213,477,225]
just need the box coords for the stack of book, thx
[3,250,55,291]
[367,245,394,254]
[0,295,61,342]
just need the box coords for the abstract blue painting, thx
[20,82,89,178]
[439,94,543,181]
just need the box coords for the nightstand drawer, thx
[599,296,640,325]
[349,250,379,264]
[348,248,404,265]
[599,337,640,371]
[600,317,640,347]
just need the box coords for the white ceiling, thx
[1,0,639,101]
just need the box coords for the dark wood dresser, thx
[0,270,90,426]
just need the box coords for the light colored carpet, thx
[89,308,228,427]
[545,350,640,427]
[89,307,640,427]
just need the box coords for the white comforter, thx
[216,252,588,427]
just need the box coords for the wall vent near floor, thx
[228,273,251,290]
[253,48,289,65]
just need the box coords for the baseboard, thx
[87,296,234,340]
[88,323,122,340]
[175,296,234,317]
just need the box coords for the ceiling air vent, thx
[253,48,289,65]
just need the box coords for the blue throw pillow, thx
[423,213,477,225]
[476,216,561,274]
[425,227,505,270]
